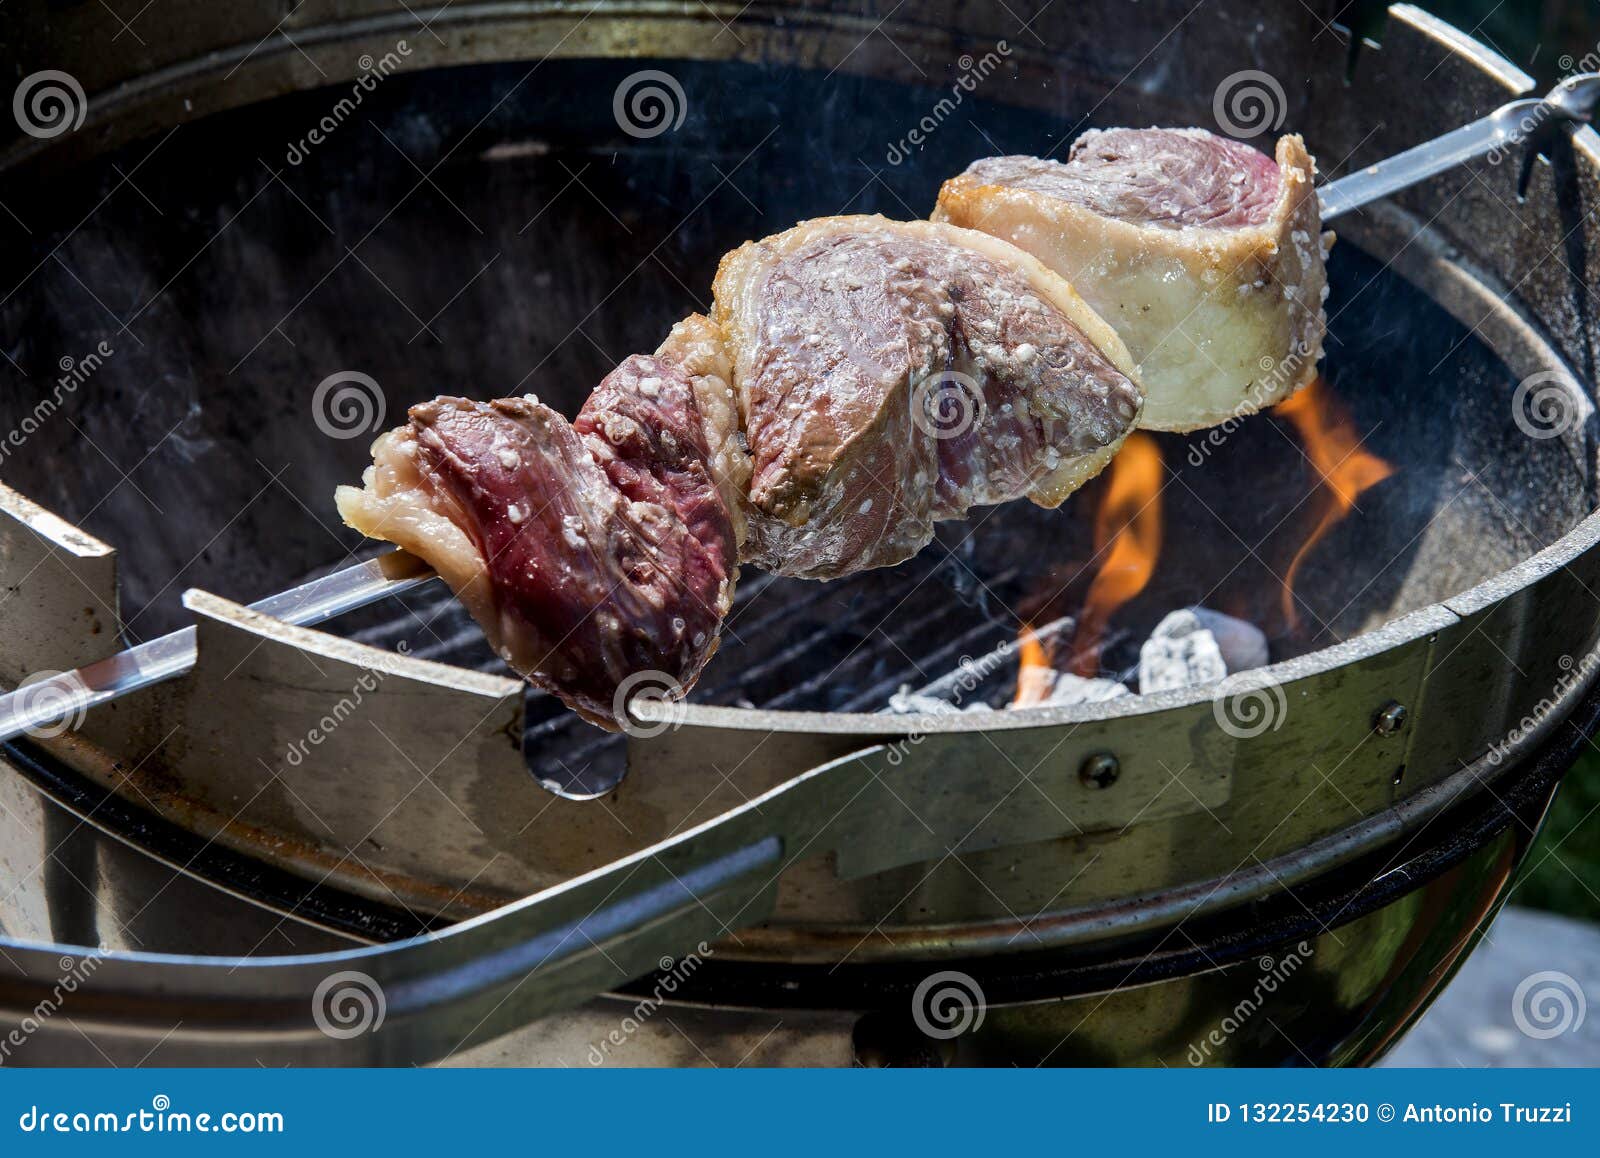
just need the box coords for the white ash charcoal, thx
[1043,672,1130,707]
[1007,670,1130,709]
[885,688,992,716]
[886,689,957,715]
[1187,606,1269,673]
[1139,611,1227,693]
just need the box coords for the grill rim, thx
[1,0,1597,944]
[2,0,1594,742]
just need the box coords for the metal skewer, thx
[0,550,436,745]
[1317,73,1600,219]
[5,75,1599,747]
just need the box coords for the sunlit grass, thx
[1512,748,1600,923]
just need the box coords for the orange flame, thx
[1276,378,1394,630]
[1012,623,1055,707]
[1072,432,1164,674]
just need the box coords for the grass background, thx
[1405,0,1600,922]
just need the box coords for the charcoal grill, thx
[1,0,1598,1065]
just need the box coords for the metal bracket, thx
[0,483,119,683]
[76,588,536,918]
[0,745,881,1064]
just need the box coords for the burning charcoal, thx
[1187,606,1269,673]
[1139,610,1227,693]
[1014,662,1057,707]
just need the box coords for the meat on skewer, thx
[715,216,1142,580]
[935,128,1330,431]
[337,216,1142,727]
[335,316,744,729]
[338,129,1335,731]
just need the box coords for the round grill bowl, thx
[2,1,1598,1064]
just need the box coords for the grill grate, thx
[336,537,1032,794]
